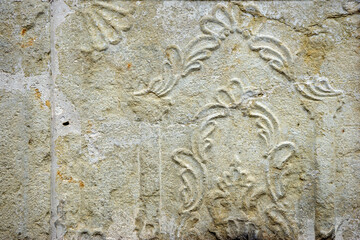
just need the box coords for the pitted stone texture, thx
[0,88,51,240]
[0,0,50,76]
[52,1,360,239]
[0,1,51,239]
[0,0,359,239]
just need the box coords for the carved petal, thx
[172,149,206,213]
[249,36,293,76]
[249,102,280,148]
[82,1,134,51]
[268,142,295,169]
[267,142,295,199]
[195,103,229,123]
[295,76,343,101]
[216,78,244,107]
[200,4,234,40]
[165,45,183,72]
[266,207,295,239]
[216,88,235,107]
[183,35,221,77]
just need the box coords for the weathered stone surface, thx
[0,0,51,239]
[1,0,359,239]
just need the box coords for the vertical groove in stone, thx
[159,126,162,236]
[312,116,317,240]
[50,1,57,239]
[28,1,359,239]
[314,103,339,239]
[314,110,320,239]
[20,93,30,237]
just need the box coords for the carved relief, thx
[134,2,342,102]
[171,111,217,239]
[134,5,344,236]
[249,35,294,79]
[172,76,301,239]
[78,1,135,52]
[135,146,160,240]
[295,76,343,101]
[249,36,343,101]
[134,4,237,98]
[134,36,221,97]
[65,2,344,239]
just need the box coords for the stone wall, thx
[0,1,359,239]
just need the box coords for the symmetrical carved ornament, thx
[75,2,344,239]
[78,0,135,52]
[134,3,342,101]
[158,2,343,240]
[172,76,300,239]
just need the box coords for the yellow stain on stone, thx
[34,88,41,99]
[21,37,36,48]
[45,100,51,108]
[20,28,27,36]
[57,170,85,188]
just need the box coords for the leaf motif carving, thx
[195,121,218,159]
[265,207,295,239]
[133,2,343,102]
[216,79,244,107]
[155,46,183,97]
[295,76,343,101]
[172,149,205,213]
[249,102,297,203]
[165,45,183,73]
[267,142,295,200]
[134,3,243,98]
[81,1,135,51]
[182,35,221,77]
[134,35,220,97]
[195,104,229,123]
[249,36,343,101]
[168,75,301,239]
[199,4,235,40]
[249,35,294,77]
[268,142,296,170]
[249,102,280,148]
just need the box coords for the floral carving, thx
[201,80,298,239]
[248,36,343,101]
[131,2,344,239]
[134,36,220,97]
[79,1,135,51]
[172,107,221,239]
[134,4,240,98]
[134,2,342,101]
[249,35,294,78]
[206,165,265,240]
[173,75,300,239]
[294,75,343,101]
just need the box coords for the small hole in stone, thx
[63,121,70,126]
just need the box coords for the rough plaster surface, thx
[0,0,359,239]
